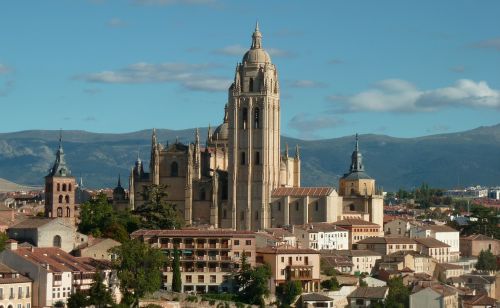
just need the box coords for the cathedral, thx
[125,24,383,231]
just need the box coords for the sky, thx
[0,0,499,140]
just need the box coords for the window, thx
[249,78,254,92]
[65,195,70,203]
[234,240,240,245]
[210,275,216,283]
[281,257,284,262]
[240,211,244,221]
[278,202,281,211]
[241,108,248,129]
[240,152,246,165]
[0,288,2,300]
[57,183,60,191]
[246,240,252,245]
[186,275,192,283]
[53,235,62,248]
[68,184,72,191]
[199,188,206,200]
[255,211,259,220]
[66,207,71,217]
[315,202,319,211]
[62,183,67,191]
[58,195,63,203]
[171,162,179,177]
[57,207,63,217]
[197,275,204,283]
[255,151,260,165]
[295,203,299,211]
[254,107,260,128]
[18,287,22,298]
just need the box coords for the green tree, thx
[111,239,165,307]
[384,277,410,308]
[135,184,184,229]
[358,277,368,287]
[171,247,182,292]
[67,291,89,308]
[79,193,114,236]
[88,272,115,308]
[0,232,8,252]
[234,253,271,307]
[54,301,65,307]
[321,276,340,291]
[102,222,130,243]
[276,280,302,308]
[475,249,498,272]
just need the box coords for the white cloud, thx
[289,113,344,139]
[75,62,231,92]
[328,79,500,112]
[289,80,326,88]
[471,37,500,51]
[108,18,126,28]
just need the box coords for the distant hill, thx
[0,124,499,191]
[0,177,40,192]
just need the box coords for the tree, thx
[171,247,182,292]
[88,272,114,308]
[135,184,184,229]
[384,277,410,308]
[475,249,498,272]
[67,291,89,308]
[276,280,302,308]
[54,301,65,307]
[79,193,115,236]
[321,276,340,291]
[111,239,165,307]
[102,222,130,243]
[234,253,271,306]
[0,232,8,252]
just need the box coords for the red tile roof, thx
[272,187,334,197]
[131,228,255,238]
[332,218,381,227]
[415,237,450,248]
[257,246,318,254]
[12,247,97,273]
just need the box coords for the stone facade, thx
[0,261,32,308]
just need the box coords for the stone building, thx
[125,24,384,231]
[0,261,32,308]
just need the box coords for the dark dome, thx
[213,122,229,141]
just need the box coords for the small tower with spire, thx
[193,128,201,180]
[44,131,76,225]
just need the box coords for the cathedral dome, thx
[242,22,271,64]
[213,122,229,141]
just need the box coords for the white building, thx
[410,225,460,261]
[293,223,349,250]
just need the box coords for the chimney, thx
[6,239,17,251]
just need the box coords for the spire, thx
[117,174,122,188]
[223,104,228,123]
[295,144,300,159]
[207,123,212,145]
[251,21,263,49]
[350,133,364,172]
[48,130,71,177]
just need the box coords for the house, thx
[7,218,87,253]
[434,263,464,280]
[320,252,353,275]
[461,293,498,308]
[415,237,452,263]
[293,223,349,250]
[0,261,32,308]
[456,274,497,299]
[321,250,382,275]
[256,246,320,294]
[379,250,435,276]
[332,218,383,248]
[255,228,296,248]
[74,237,121,261]
[410,225,460,261]
[384,217,415,236]
[299,293,334,308]
[355,236,417,255]
[362,277,386,287]
[460,234,500,257]
[409,284,458,308]
[347,286,389,308]
[0,241,117,307]
[131,228,256,294]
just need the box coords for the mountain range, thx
[0,124,499,192]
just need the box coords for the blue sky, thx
[0,0,499,139]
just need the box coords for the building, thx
[410,225,460,261]
[409,284,458,308]
[347,286,389,308]
[461,293,498,308]
[292,223,348,250]
[299,293,334,308]
[434,263,464,280]
[0,241,116,307]
[125,24,384,232]
[332,218,383,248]
[74,238,121,261]
[415,237,452,263]
[322,250,382,276]
[355,237,417,255]
[0,262,32,308]
[384,217,415,236]
[7,218,87,253]
[319,253,354,275]
[457,274,497,299]
[379,251,435,276]
[460,234,500,257]
[255,228,296,248]
[44,135,76,226]
[256,246,320,294]
[131,229,255,293]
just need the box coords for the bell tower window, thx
[241,108,248,129]
[171,162,179,177]
[240,152,246,165]
[254,107,260,128]
[255,151,260,165]
[249,78,254,92]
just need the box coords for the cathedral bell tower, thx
[228,23,280,231]
[44,133,76,225]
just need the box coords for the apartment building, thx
[256,246,320,294]
[293,223,348,250]
[131,229,256,294]
[355,237,417,255]
[379,251,435,276]
[410,225,460,261]
[415,237,451,263]
[0,262,32,308]
[323,250,383,275]
[460,234,499,257]
[332,218,383,248]
[384,218,416,236]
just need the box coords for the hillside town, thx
[0,24,499,308]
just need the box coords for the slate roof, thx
[348,287,389,299]
[8,218,55,229]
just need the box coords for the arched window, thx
[240,152,246,165]
[53,235,62,248]
[249,78,254,92]
[254,107,260,128]
[255,151,260,165]
[57,183,60,191]
[68,183,72,191]
[65,195,70,203]
[57,207,63,217]
[222,183,228,200]
[62,184,67,191]
[66,207,71,217]
[240,211,245,221]
[58,195,63,203]
[255,211,259,220]
[241,108,248,129]
[171,162,178,177]
[199,188,206,201]
[349,204,355,211]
